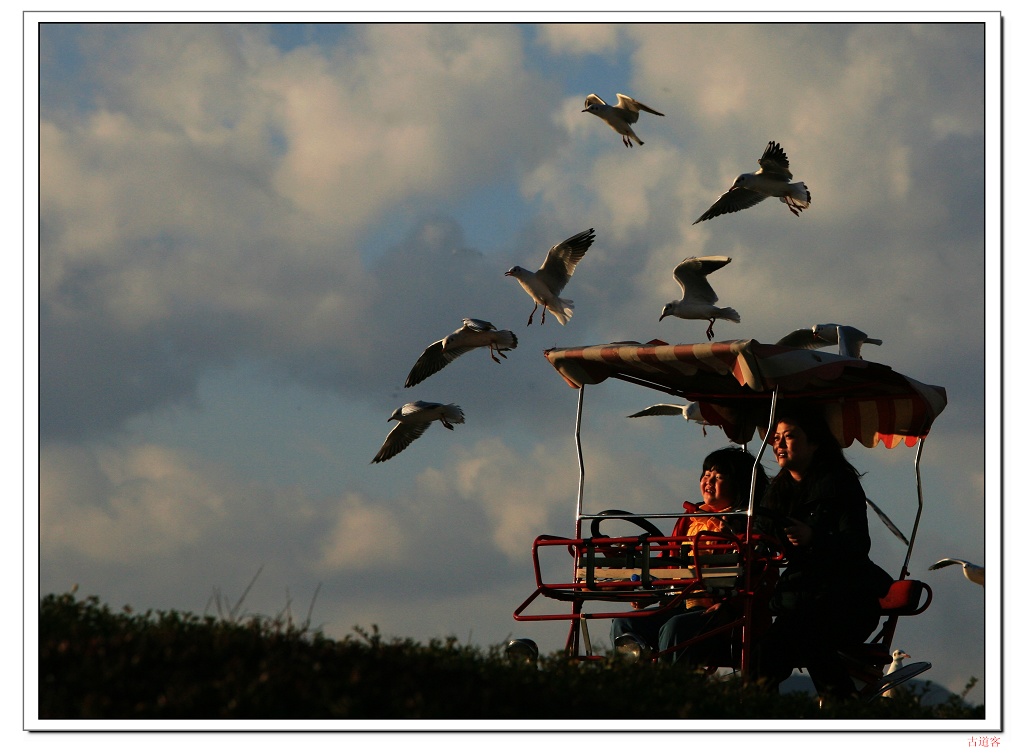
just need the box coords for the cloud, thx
[40,443,230,562]
[536,23,621,56]
[39,24,562,440]
[35,20,992,704]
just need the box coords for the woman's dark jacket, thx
[760,465,885,627]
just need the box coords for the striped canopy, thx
[544,339,947,448]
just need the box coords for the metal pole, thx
[902,438,927,579]
[741,386,780,679]
[574,384,586,539]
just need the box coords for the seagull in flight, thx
[371,401,465,464]
[659,255,740,340]
[693,141,811,223]
[627,402,707,424]
[405,319,518,388]
[628,402,709,436]
[928,557,985,586]
[505,228,595,325]
[777,323,883,359]
[582,92,665,147]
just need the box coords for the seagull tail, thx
[551,298,574,325]
[497,330,518,349]
[785,182,811,209]
[719,307,741,324]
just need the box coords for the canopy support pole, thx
[902,438,927,579]
[740,385,780,680]
[574,385,586,540]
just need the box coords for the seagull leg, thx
[527,303,538,326]
[541,306,547,325]
[706,318,716,340]
[784,196,801,216]
[488,345,501,364]
[441,418,454,430]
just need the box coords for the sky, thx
[25,9,1007,734]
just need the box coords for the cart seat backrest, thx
[879,579,932,616]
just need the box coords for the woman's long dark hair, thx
[702,446,769,509]
[761,402,861,515]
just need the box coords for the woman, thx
[753,403,884,701]
[610,446,769,666]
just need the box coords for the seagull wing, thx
[583,93,607,108]
[693,187,768,223]
[757,140,794,179]
[537,228,596,295]
[371,419,432,463]
[776,328,826,349]
[404,333,479,388]
[463,318,495,331]
[928,558,966,570]
[404,339,448,388]
[628,403,687,418]
[672,256,731,304]
[615,93,665,121]
[866,497,910,545]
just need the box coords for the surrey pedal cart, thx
[508,338,946,701]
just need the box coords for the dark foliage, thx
[39,592,983,721]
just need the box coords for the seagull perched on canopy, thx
[371,402,464,464]
[777,323,883,359]
[883,649,912,698]
[693,141,811,223]
[581,92,665,147]
[505,228,595,326]
[659,256,740,340]
[404,319,518,388]
[928,557,985,586]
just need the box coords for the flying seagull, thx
[581,92,665,147]
[659,255,740,340]
[628,402,710,436]
[627,402,707,424]
[405,319,518,388]
[928,557,985,586]
[505,228,595,325]
[693,141,810,223]
[866,498,909,546]
[371,401,465,464]
[883,649,912,698]
[777,323,883,359]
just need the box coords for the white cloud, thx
[536,23,620,56]
[316,492,410,571]
[40,443,229,562]
[34,19,993,705]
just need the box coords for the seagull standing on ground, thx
[883,649,912,698]
[693,141,811,223]
[929,558,985,586]
[581,92,665,147]
[776,323,883,359]
[371,401,465,464]
[659,256,741,340]
[404,319,518,388]
[505,228,595,325]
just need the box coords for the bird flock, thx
[371,91,883,463]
